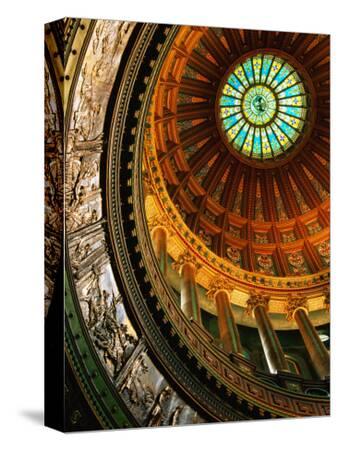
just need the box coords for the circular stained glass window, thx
[218,54,308,160]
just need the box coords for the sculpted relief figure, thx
[72,63,102,141]
[71,240,91,273]
[64,133,101,232]
[147,386,172,427]
[81,266,105,328]
[92,22,104,55]
[45,158,63,232]
[73,21,135,142]
[44,67,58,141]
[121,353,154,408]
[92,22,131,83]
[45,236,60,269]
[70,156,99,206]
[89,288,138,377]
[168,405,184,426]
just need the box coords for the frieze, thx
[91,292,138,378]
[45,59,63,316]
[70,20,136,141]
[116,345,204,426]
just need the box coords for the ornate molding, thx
[246,291,270,316]
[172,250,201,274]
[147,214,173,237]
[142,170,156,197]
[207,277,234,300]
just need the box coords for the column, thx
[172,250,201,323]
[207,277,243,354]
[151,227,168,275]
[148,215,171,276]
[247,291,289,374]
[286,295,330,380]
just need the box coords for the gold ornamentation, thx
[148,214,173,236]
[287,251,308,275]
[226,246,241,265]
[257,254,274,275]
[172,250,201,274]
[246,290,270,316]
[206,277,234,300]
[317,241,330,266]
[142,170,156,197]
[285,294,308,320]
[143,108,330,297]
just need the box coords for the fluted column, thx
[207,277,242,354]
[247,291,289,374]
[286,295,330,380]
[149,215,172,276]
[172,250,201,323]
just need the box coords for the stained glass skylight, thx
[218,54,308,160]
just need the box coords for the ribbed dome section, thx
[153,27,329,277]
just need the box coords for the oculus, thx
[218,53,308,160]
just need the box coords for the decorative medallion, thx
[226,246,241,265]
[287,251,308,275]
[317,241,330,267]
[256,254,275,275]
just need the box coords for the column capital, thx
[148,214,173,237]
[246,290,270,317]
[172,249,201,274]
[206,276,234,300]
[285,294,308,321]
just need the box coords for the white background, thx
[0,0,336,448]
